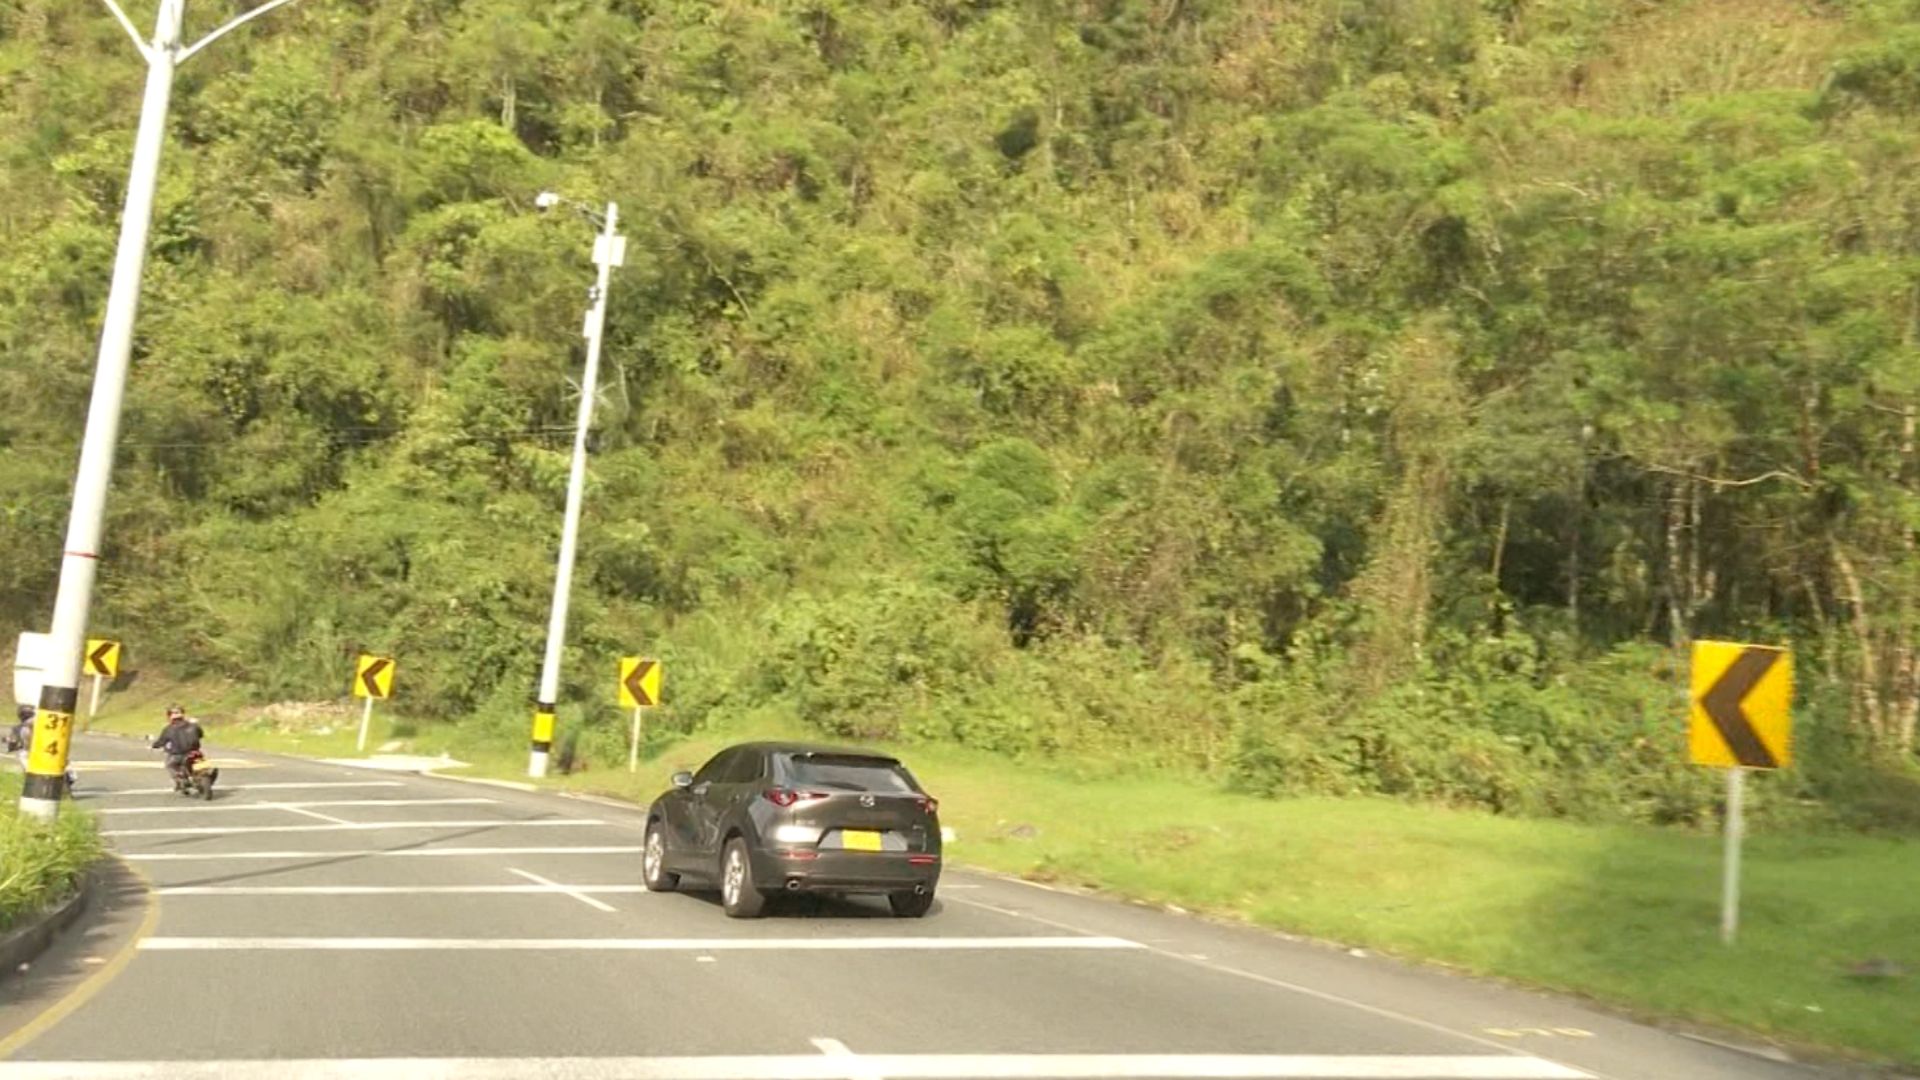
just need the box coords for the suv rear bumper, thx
[754,847,942,894]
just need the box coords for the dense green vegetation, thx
[5,0,1920,827]
[0,772,101,933]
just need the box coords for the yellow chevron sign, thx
[1690,641,1792,769]
[619,657,662,709]
[353,654,396,700]
[85,639,122,678]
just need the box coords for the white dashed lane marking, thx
[95,798,496,815]
[89,781,405,797]
[0,1055,1593,1079]
[121,846,643,861]
[103,819,606,837]
[136,936,1146,952]
[153,884,652,897]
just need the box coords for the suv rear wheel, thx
[888,889,935,918]
[720,837,768,919]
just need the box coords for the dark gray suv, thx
[643,742,943,918]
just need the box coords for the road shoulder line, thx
[0,856,160,1060]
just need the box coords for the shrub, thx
[0,775,102,933]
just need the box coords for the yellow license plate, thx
[841,830,883,852]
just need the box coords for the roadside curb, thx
[0,868,94,979]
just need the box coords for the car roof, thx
[727,741,902,764]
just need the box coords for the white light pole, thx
[20,0,305,821]
[529,196,625,779]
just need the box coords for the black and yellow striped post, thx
[530,703,557,776]
[22,684,78,809]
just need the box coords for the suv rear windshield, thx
[782,754,917,794]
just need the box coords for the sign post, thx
[618,657,662,774]
[1721,765,1745,944]
[352,654,395,753]
[84,639,122,727]
[1689,640,1792,945]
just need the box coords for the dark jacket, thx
[152,718,204,757]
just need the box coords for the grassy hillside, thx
[3,0,1920,827]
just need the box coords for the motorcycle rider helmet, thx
[166,704,185,721]
[16,704,31,722]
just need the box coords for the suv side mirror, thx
[671,771,694,789]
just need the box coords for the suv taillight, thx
[917,795,939,816]
[764,788,828,808]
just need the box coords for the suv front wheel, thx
[643,820,679,892]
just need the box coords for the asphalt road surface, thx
[0,734,1852,1079]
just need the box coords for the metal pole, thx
[1721,766,1745,945]
[89,674,104,724]
[629,706,642,773]
[358,695,375,754]
[529,203,621,779]
[20,0,184,821]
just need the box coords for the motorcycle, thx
[167,749,219,800]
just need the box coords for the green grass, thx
[0,772,102,934]
[81,686,1920,1065]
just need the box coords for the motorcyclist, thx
[151,705,205,788]
[6,705,29,759]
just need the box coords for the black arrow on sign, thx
[88,641,115,674]
[624,660,656,706]
[360,658,392,698]
[1700,647,1781,769]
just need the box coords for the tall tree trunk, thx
[1491,496,1512,634]
[1832,542,1888,748]
[1352,326,1458,691]
[1568,424,1590,632]
[1686,476,1716,631]
[1803,573,1839,688]
[1895,404,1918,753]
[1666,477,1688,647]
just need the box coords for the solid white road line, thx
[0,1055,1593,1079]
[137,936,1146,952]
[121,845,644,861]
[103,818,605,837]
[98,798,497,815]
[509,866,618,912]
[153,884,652,896]
[91,781,406,797]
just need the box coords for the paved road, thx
[0,735,1848,1079]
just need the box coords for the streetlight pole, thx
[20,0,304,821]
[529,200,625,779]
